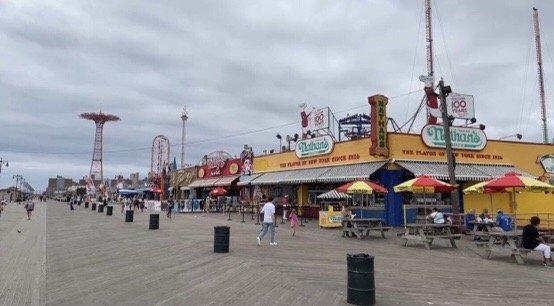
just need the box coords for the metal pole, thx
[241,205,245,223]
[438,78,460,213]
[255,204,260,225]
[533,8,549,144]
[227,204,232,221]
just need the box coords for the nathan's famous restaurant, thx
[174,95,554,227]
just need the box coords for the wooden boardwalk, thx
[1,201,553,305]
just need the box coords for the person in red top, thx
[522,216,552,267]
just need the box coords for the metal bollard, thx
[227,207,232,221]
[347,253,375,305]
[85,202,89,208]
[241,206,245,223]
[251,205,254,220]
[92,203,97,211]
[106,206,113,216]
[256,209,260,225]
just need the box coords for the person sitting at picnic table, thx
[521,216,552,267]
[476,209,494,231]
[466,209,476,231]
[340,205,353,219]
[427,208,445,224]
[495,210,513,232]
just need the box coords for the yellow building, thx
[249,132,553,226]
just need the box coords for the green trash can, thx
[347,253,375,305]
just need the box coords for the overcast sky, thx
[1,0,553,191]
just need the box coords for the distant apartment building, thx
[130,172,139,188]
[46,176,76,195]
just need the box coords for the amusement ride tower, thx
[80,111,120,182]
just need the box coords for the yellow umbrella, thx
[393,175,457,194]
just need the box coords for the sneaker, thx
[256,237,261,246]
[270,242,278,246]
[543,262,552,267]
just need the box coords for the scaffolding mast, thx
[180,107,189,168]
[533,7,549,143]
[425,0,434,78]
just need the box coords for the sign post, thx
[438,79,460,213]
[446,93,475,120]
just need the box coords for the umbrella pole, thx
[424,187,427,224]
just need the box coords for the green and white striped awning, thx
[280,167,332,184]
[250,171,292,185]
[395,160,534,181]
[316,161,387,183]
[237,174,263,186]
[188,177,220,188]
[250,161,387,185]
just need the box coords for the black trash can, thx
[149,214,159,230]
[92,203,97,211]
[347,253,375,305]
[125,210,134,222]
[98,205,104,213]
[85,203,89,208]
[214,226,230,253]
[106,206,113,216]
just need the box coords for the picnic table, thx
[468,221,497,238]
[342,218,391,239]
[476,231,533,264]
[400,223,461,250]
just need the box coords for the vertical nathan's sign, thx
[369,95,389,157]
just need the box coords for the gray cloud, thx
[1,0,553,190]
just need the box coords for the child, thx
[289,208,299,237]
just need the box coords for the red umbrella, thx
[209,187,228,197]
[475,172,554,193]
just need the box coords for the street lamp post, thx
[0,158,8,174]
[276,134,283,152]
[13,174,23,202]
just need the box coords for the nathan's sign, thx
[369,95,389,157]
[422,125,487,151]
[295,135,334,158]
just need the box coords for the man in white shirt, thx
[428,208,445,224]
[257,196,277,246]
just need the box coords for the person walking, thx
[24,201,35,220]
[289,208,299,237]
[0,201,5,218]
[69,197,75,211]
[140,198,145,212]
[257,196,277,246]
[167,199,174,219]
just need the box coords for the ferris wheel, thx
[151,135,170,175]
